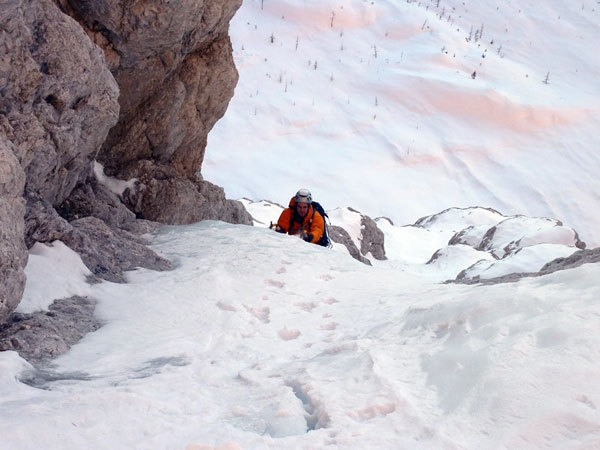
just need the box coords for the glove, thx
[270,222,285,233]
[303,233,313,242]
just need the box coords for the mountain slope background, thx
[204,0,600,247]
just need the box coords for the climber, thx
[272,188,325,245]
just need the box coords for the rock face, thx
[2,0,120,205]
[1,0,118,324]
[328,225,373,266]
[327,207,387,265]
[0,296,100,364]
[1,0,250,342]
[328,216,386,266]
[0,139,27,324]
[0,296,101,363]
[61,0,248,224]
[359,214,386,261]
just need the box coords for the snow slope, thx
[204,0,600,247]
[2,222,600,449]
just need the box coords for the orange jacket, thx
[276,197,325,244]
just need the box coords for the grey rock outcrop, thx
[1,0,250,360]
[1,0,120,324]
[26,197,171,283]
[61,0,249,224]
[329,225,372,266]
[0,138,27,324]
[2,0,120,205]
[0,296,100,364]
[119,161,251,225]
[328,207,386,265]
[452,248,600,286]
[359,215,386,261]
[540,247,600,272]
[65,216,171,283]
[24,197,73,249]
[57,177,154,235]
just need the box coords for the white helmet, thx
[294,188,312,204]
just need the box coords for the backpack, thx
[309,201,331,247]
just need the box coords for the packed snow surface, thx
[2,221,600,449]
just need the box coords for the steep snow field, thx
[2,219,600,449]
[204,0,600,247]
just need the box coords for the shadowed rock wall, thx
[61,0,247,224]
[1,0,119,323]
[0,0,249,326]
[0,138,27,322]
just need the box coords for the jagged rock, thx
[327,207,386,264]
[25,198,169,283]
[329,225,372,266]
[0,296,100,364]
[1,0,118,324]
[61,0,242,122]
[198,177,254,224]
[63,216,172,283]
[540,248,600,273]
[453,248,600,286]
[62,0,245,223]
[1,0,249,357]
[58,177,159,235]
[360,215,386,261]
[24,197,73,249]
[0,138,27,324]
[121,160,252,224]
[1,0,119,205]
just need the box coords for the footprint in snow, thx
[295,301,318,311]
[348,402,396,421]
[279,328,301,340]
[217,301,237,312]
[264,279,285,288]
[244,305,270,323]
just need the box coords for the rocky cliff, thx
[1,0,251,326]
